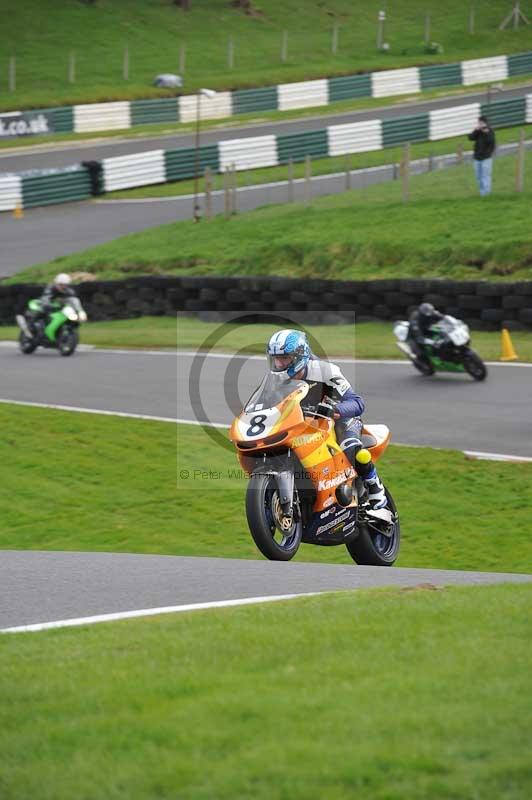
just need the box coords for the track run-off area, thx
[1,345,531,632]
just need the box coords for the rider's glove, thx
[317,401,336,419]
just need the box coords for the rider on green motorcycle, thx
[408,302,444,359]
[28,273,77,339]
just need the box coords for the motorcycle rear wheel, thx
[462,349,487,381]
[58,326,79,357]
[345,487,400,566]
[18,331,37,354]
[246,473,302,561]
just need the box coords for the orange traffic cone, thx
[13,202,24,219]
[500,328,518,361]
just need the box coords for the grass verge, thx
[1,584,531,799]
[2,318,532,360]
[1,405,531,572]
[11,146,532,284]
[3,0,532,111]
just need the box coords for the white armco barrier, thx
[178,92,232,123]
[526,93,532,123]
[461,56,508,87]
[102,150,166,192]
[371,67,421,98]
[219,135,279,171]
[278,79,328,111]
[74,102,131,133]
[0,175,22,211]
[429,102,480,141]
[327,119,383,156]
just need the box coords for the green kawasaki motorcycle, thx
[394,315,487,381]
[16,297,88,357]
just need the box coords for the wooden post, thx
[345,155,351,190]
[281,30,288,62]
[228,37,234,70]
[515,129,526,193]
[123,45,129,81]
[9,56,16,92]
[331,23,339,55]
[456,143,464,165]
[401,142,410,203]
[231,163,237,215]
[304,154,312,205]
[224,170,230,219]
[424,13,431,45]
[288,158,295,202]
[204,167,213,220]
[179,43,186,75]
[469,5,475,34]
[68,51,76,84]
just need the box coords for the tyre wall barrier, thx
[1,277,531,331]
[1,51,531,138]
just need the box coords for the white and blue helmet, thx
[267,329,311,378]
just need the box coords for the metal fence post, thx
[424,13,431,45]
[281,30,288,62]
[401,143,411,203]
[228,37,234,69]
[68,51,76,84]
[123,45,129,81]
[9,56,16,92]
[204,167,213,219]
[231,163,238,215]
[288,158,294,202]
[516,129,526,192]
[304,154,312,205]
[224,170,231,219]
[469,5,475,34]
[456,143,464,165]
[179,43,186,75]
[332,23,339,55]
[345,155,351,190]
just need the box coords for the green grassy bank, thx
[1,405,531,572]
[2,0,532,111]
[1,585,531,800]
[11,148,532,285]
[1,318,531,361]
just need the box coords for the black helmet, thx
[419,302,436,321]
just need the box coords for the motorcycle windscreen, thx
[244,373,307,414]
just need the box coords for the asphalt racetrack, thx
[1,345,530,457]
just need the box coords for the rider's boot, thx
[354,449,387,510]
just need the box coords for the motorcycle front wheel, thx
[18,330,37,354]
[58,326,79,357]
[245,473,302,561]
[346,486,400,566]
[462,349,487,381]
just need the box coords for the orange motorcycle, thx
[230,372,400,565]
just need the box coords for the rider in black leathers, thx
[408,302,444,359]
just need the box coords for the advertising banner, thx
[0,111,54,138]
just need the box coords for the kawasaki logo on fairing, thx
[318,467,355,491]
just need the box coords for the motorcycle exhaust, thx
[396,341,416,359]
[16,315,32,337]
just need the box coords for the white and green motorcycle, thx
[16,296,88,357]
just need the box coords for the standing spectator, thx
[468,117,496,196]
